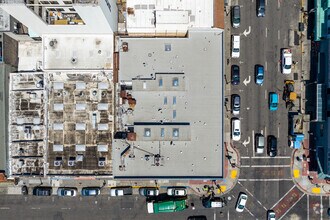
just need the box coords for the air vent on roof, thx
[71,57,78,64]
[98,157,106,167]
[68,157,75,166]
[122,42,128,52]
[49,39,57,48]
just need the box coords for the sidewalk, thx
[292,147,330,196]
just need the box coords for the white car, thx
[267,210,276,220]
[282,48,292,74]
[57,187,77,197]
[231,35,240,58]
[235,192,248,212]
[231,118,241,141]
[110,188,124,196]
[167,187,187,196]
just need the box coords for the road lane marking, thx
[239,179,292,181]
[278,0,280,8]
[265,61,268,70]
[252,130,255,157]
[240,165,290,168]
[31,207,40,210]
[0,207,10,209]
[245,207,256,218]
[251,156,291,160]
[279,193,305,220]
[265,27,268,38]
[247,156,291,159]
[321,196,323,220]
[307,195,310,220]
[265,0,268,6]
[265,90,267,99]
[227,210,230,220]
[265,126,267,139]
[238,181,268,211]
[277,126,280,138]
[278,30,280,40]
[214,211,216,220]
[241,156,250,159]
[271,185,296,209]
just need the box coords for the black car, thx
[231,94,240,115]
[267,135,277,157]
[187,216,207,220]
[33,186,52,196]
[231,65,240,85]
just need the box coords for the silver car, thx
[57,187,77,197]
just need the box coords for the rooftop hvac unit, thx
[98,157,106,167]
[98,161,105,167]
[68,161,75,166]
[54,161,61,167]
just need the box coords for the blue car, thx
[81,187,101,196]
[269,92,278,111]
[255,65,264,86]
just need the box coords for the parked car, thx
[231,94,240,115]
[269,92,278,111]
[231,65,240,85]
[282,48,292,74]
[267,210,276,220]
[110,187,133,196]
[167,187,187,196]
[21,185,28,195]
[255,65,264,85]
[81,187,100,196]
[257,0,266,17]
[267,135,277,157]
[231,35,240,58]
[231,5,240,28]
[33,186,52,196]
[57,187,77,197]
[232,118,241,141]
[187,216,207,220]
[139,187,159,197]
[255,133,264,154]
[235,192,248,212]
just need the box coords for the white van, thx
[232,118,241,141]
[231,35,240,58]
[255,134,264,154]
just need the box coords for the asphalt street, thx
[225,0,315,219]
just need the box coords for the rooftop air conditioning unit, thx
[68,161,75,166]
[54,161,61,167]
[98,161,105,167]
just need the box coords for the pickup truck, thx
[110,187,132,196]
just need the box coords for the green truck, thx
[147,199,187,213]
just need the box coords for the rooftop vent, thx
[54,157,62,167]
[49,39,57,48]
[98,157,106,167]
[68,157,75,166]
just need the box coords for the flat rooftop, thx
[126,0,214,36]
[42,34,113,70]
[113,29,224,178]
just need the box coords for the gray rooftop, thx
[113,29,224,179]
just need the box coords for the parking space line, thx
[265,27,268,38]
[277,0,280,9]
[241,156,250,159]
[277,126,280,138]
[265,126,267,139]
[265,61,268,70]
[245,207,256,218]
[265,0,268,6]
[252,130,255,157]
[278,30,280,40]
[265,89,267,99]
